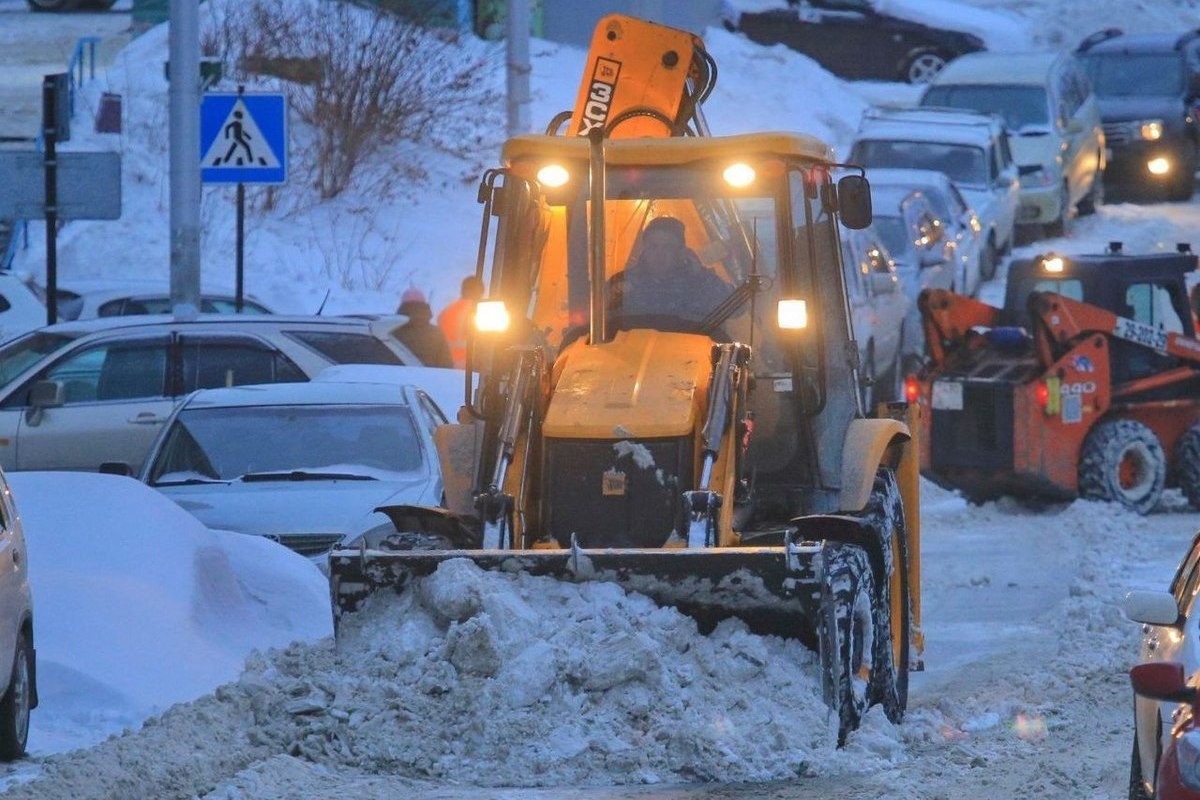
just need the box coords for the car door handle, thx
[127,413,167,425]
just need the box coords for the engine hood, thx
[1097,96,1182,125]
[158,477,437,538]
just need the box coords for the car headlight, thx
[1177,729,1200,790]
[1136,119,1165,141]
[1019,166,1056,188]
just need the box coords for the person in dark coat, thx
[395,288,454,368]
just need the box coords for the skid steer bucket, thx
[330,539,834,646]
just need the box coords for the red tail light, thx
[1035,382,1049,408]
[904,377,920,403]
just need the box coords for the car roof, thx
[181,380,418,410]
[1083,31,1192,54]
[930,51,1064,85]
[856,107,1003,147]
[31,313,397,336]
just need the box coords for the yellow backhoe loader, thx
[330,14,923,744]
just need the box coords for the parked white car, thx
[0,466,35,760]
[141,379,448,562]
[868,184,958,360]
[0,273,50,346]
[865,167,989,293]
[0,314,422,474]
[50,278,274,321]
[1124,532,1200,799]
[849,106,1020,260]
[920,50,1106,237]
[840,225,910,409]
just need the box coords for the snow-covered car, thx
[0,466,35,760]
[315,363,466,424]
[840,225,909,408]
[0,314,423,474]
[48,278,274,321]
[848,106,1020,258]
[1125,537,1200,800]
[140,379,447,562]
[920,50,1106,237]
[720,0,1026,84]
[864,167,989,293]
[868,184,957,360]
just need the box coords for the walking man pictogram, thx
[216,110,266,167]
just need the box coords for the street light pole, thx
[506,0,530,137]
[168,0,201,316]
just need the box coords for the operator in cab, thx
[609,216,735,327]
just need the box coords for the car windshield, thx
[922,85,1049,130]
[871,217,912,261]
[0,332,77,387]
[854,140,989,186]
[1080,52,1184,97]
[148,404,424,484]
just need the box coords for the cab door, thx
[10,336,173,472]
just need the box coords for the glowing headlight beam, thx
[723,162,756,188]
[777,299,808,330]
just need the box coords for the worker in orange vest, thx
[438,276,484,369]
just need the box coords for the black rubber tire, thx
[860,469,909,724]
[902,49,948,84]
[0,634,32,761]
[1129,729,1152,800]
[820,543,876,746]
[1079,419,1166,515]
[1175,423,1200,510]
[1078,171,1104,216]
[1043,182,1070,238]
[979,237,999,282]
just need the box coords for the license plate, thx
[931,381,964,411]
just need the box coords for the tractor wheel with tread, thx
[1079,419,1166,515]
[819,543,876,746]
[859,469,909,724]
[1174,423,1200,510]
[0,633,32,761]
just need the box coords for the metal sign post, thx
[43,75,59,326]
[200,88,287,312]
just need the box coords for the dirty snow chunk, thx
[613,440,656,469]
[566,631,662,691]
[961,711,1002,733]
[418,557,487,623]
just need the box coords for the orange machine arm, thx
[918,288,1003,366]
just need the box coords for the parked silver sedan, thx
[140,379,447,561]
[866,167,990,294]
[0,315,420,474]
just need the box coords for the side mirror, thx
[98,462,133,477]
[870,272,897,294]
[838,175,872,230]
[1130,661,1199,704]
[1124,589,1181,626]
[28,380,64,409]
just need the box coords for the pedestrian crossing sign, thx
[200,93,287,184]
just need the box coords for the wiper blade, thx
[153,477,231,486]
[239,470,377,482]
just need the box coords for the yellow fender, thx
[838,417,910,512]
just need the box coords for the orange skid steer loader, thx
[912,247,1200,513]
[329,15,923,744]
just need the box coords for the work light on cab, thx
[475,300,510,333]
[723,162,755,188]
[777,299,807,330]
[1038,254,1065,273]
[537,164,570,188]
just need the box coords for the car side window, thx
[177,338,306,393]
[4,340,170,406]
[286,330,406,365]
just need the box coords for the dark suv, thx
[722,0,985,84]
[1076,28,1200,200]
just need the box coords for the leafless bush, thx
[206,0,501,200]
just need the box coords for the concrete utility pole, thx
[168,0,201,315]
[506,0,531,137]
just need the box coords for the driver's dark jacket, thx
[610,249,734,321]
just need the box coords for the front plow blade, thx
[329,544,829,644]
